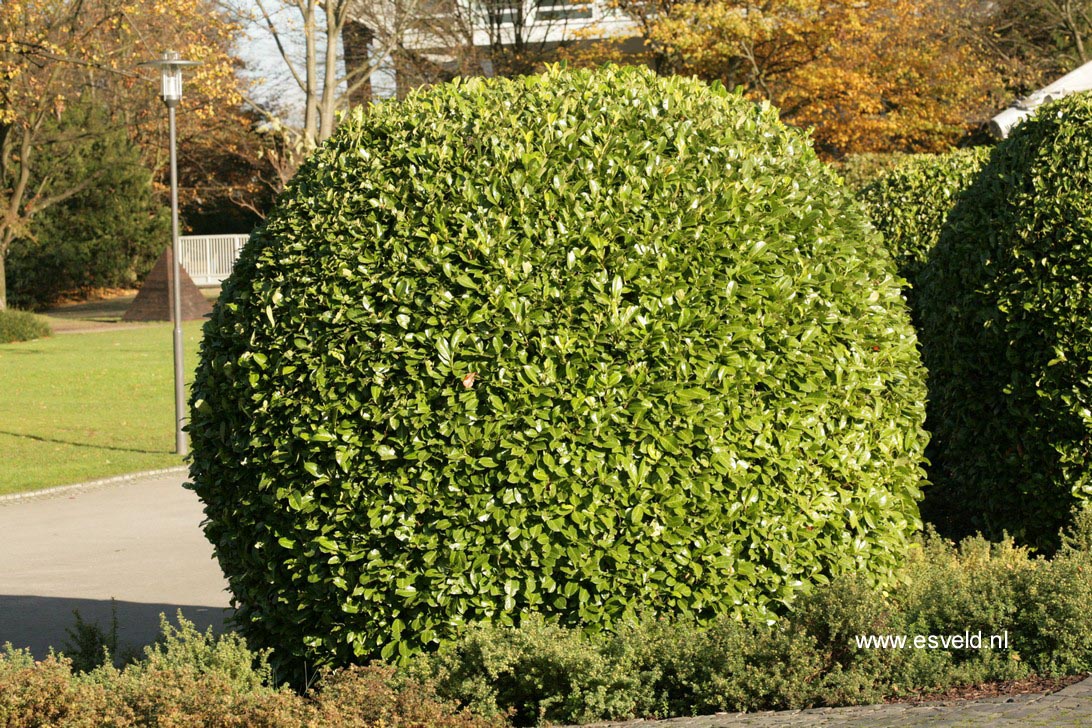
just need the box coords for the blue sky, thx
[229,0,395,128]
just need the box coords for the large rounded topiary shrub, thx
[917,94,1092,550]
[189,66,928,672]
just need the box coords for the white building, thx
[345,0,643,98]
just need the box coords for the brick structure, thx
[122,247,212,322]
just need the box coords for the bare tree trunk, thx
[343,19,375,107]
[0,221,19,311]
[320,0,341,141]
[302,0,319,146]
[1063,0,1089,62]
[0,125,32,311]
[245,0,473,154]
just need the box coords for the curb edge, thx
[0,466,190,504]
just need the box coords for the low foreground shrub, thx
[1,508,1089,725]
[917,94,1092,549]
[0,309,51,344]
[0,615,499,727]
[412,504,1092,725]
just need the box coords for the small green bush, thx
[895,534,1036,643]
[0,615,500,727]
[62,601,122,673]
[628,616,827,715]
[0,308,51,344]
[1016,505,1092,675]
[191,64,929,674]
[414,615,645,725]
[917,93,1092,549]
[1060,498,1092,554]
[126,613,277,693]
[894,517,1092,678]
[891,533,1034,689]
[857,147,990,304]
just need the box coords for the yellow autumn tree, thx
[784,0,1004,155]
[641,0,1003,157]
[647,0,855,103]
[0,0,242,309]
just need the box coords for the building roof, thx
[990,59,1092,139]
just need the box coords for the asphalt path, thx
[0,469,231,658]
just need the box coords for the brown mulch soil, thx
[885,673,1090,704]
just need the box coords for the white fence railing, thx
[179,234,249,286]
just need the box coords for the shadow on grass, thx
[0,429,171,455]
[42,289,218,324]
[0,594,232,660]
[43,296,137,322]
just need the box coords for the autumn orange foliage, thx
[625,0,1005,156]
[784,0,1005,155]
[0,0,240,139]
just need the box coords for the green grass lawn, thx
[0,322,205,495]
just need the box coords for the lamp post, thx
[140,51,201,456]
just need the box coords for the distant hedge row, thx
[857,147,989,310]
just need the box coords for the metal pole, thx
[168,103,188,456]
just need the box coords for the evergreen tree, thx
[6,100,169,309]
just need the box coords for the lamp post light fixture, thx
[140,51,201,456]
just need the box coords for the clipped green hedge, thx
[917,94,1092,549]
[189,65,929,674]
[857,147,990,304]
[836,152,912,192]
[0,308,51,344]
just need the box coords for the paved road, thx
[576,678,1092,727]
[0,469,231,658]
[1,471,1089,726]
